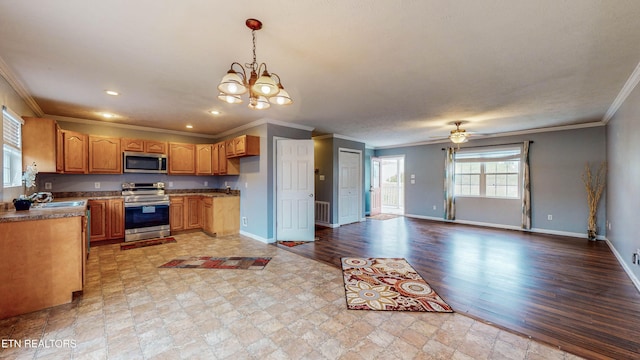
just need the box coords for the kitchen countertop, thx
[0,200,88,223]
[0,190,239,223]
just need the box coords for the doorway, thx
[381,156,405,215]
[338,148,362,225]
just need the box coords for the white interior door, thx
[339,149,361,225]
[276,139,315,241]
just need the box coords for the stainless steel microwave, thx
[123,152,167,173]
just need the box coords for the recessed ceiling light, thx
[101,113,115,118]
[209,110,221,115]
[105,90,119,96]
[186,124,193,129]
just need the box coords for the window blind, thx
[3,105,23,151]
[454,145,522,162]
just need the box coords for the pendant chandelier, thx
[217,18,293,110]
[449,122,468,144]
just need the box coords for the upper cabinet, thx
[89,136,122,174]
[196,144,213,175]
[122,138,167,154]
[168,143,196,174]
[62,130,88,174]
[226,135,260,158]
[22,117,62,173]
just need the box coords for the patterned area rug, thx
[367,214,399,220]
[120,237,176,250]
[159,256,271,270]
[341,257,453,312]
[277,241,310,247]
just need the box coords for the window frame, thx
[454,145,523,200]
[2,105,24,189]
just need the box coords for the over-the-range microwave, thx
[123,151,167,173]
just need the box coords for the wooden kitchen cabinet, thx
[196,144,213,175]
[228,135,260,158]
[108,198,125,239]
[22,117,64,173]
[89,136,122,173]
[63,130,88,173]
[89,199,108,241]
[168,142,196,174]
[169,196,185,232]
[202,196,240,237]
[89,199,124,242]
[185,196,202,229]
[214,141,239,175]
[122,138,167,154]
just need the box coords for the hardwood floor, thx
[276,216,640,360]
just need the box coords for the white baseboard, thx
[239,230,273,244]
[315,221,339,228]
[605,238,640,294]
[404,213,599,240]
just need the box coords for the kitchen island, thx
[0,202,88,319]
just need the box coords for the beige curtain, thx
[521,141,531,229]
[444,147,456,220]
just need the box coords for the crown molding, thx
[603,61,640,124]
[373,121,605,150]
[214,118,315,139]
[47,114,217,139]
[0,55,44,117]
[312,133,366,144]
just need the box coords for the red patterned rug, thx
[120,237,176,250]
[277,241,309,247]
[341,257,453,312]
[159,256,271,270]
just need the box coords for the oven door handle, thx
[125,201,170,208]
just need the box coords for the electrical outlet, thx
[547,214,553,221]
[94,182,100,189]
[204,181,208,187]
[168,181,174,187]
[433,205,437,210]
[242,217,248,226]
[44,182,52,190]
[608,221,612,230]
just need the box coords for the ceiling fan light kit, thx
[217,19,293,109]
[449,121,469,144]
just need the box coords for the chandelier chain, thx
[246,29,258,72]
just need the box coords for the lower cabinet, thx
[170,195,239,236]
[169,196,185,232]
[89,198,124,242]
[202,196,240,237]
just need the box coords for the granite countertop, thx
[0,189,239,223]
[0,200,88,223]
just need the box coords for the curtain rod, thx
[441,141,533,151]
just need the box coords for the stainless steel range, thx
[122,182,170,242]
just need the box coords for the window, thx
[3,105,23,188]
[454,145,522,199]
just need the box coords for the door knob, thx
[309,194,314,197]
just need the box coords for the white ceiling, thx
[1,1,640,147]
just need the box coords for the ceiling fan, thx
[449,121,468,144]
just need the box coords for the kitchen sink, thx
[35,201,86,208]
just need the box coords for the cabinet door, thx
[185,196,202,229]
[212,143,220,175]
[225,139,235,157]
[202,197,213,234]
[108,198,125,239]
[168,143,196,174]
[218,142,227,174]
[144,141,167,154]
[121,138,145,152]
[22,117,58,173]
[89,199,108,241]
[89,136,122,174]
[63,131,88,173]
[196,144,213,175]
[56,126,64,173]
[170,197,185,231]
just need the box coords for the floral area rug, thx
[159,256,271,270]
[120,237,176,250]
[277,241,310,247]
[341,257,453,312]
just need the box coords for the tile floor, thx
[0,232,584,359]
